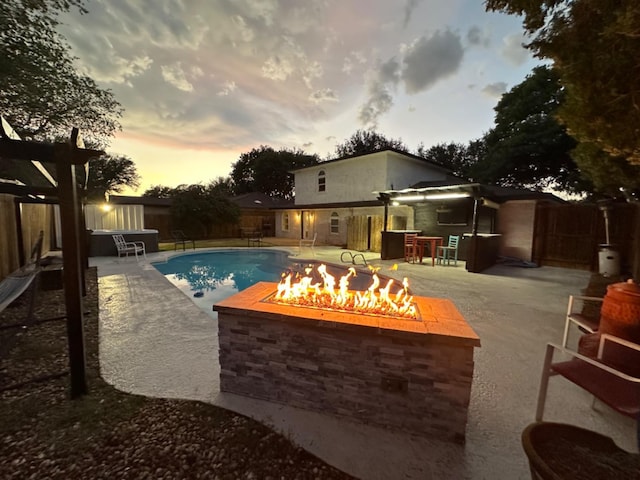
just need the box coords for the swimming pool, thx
[152,249,378,316]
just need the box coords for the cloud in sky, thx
[55,0,539,192]
[358,29,464,127]
[402,29,464,94]
[467,26,490,47]
[481,82,508,98]
[501,33,530,66]
[402,0,425,28]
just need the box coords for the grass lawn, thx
[158,236,301,251]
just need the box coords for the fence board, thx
[370,215,383,253]
[534,203,636,271]
[0,194,19,279]
[347,216,368,251]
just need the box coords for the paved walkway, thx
[92,247,637,480]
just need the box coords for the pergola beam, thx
[0,137,100,165]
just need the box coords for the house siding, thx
[275,205,414,249]
[288,151,449,248]
[294,151,449,206]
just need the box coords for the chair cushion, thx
[578,333,640,378]
[551,358,640,418]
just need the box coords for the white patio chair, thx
[561,294,603,348]
[112,234,146,261]
[535,335,640,450]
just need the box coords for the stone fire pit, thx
[214,282,480,443]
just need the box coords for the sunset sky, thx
[58,0,539,195]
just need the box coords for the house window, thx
[318,170,326,192]
[330,212,339,234]
[436,201,469,226]
[282,212,290,231]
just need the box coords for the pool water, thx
[152,249,377,317]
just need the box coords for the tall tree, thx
[570,143,640,198]
[171,184,240,238]
[142,185,175,198]
[485,0,640,167]
[1,0,122,147]
[86,154,140,200]
[334,130,408,158]
[208,176,234,196]
[415,141,480,179]
[471,66,590,193]
[230,146,319,199]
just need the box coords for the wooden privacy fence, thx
[0,195,53,280]
[533,203,638,272]
[347,215,383,252]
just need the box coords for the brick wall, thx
[218,310,476,443]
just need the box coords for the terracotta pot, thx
[599,279,640,344]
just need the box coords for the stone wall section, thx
[219,312,475,443]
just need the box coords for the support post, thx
[381,194,389,232]
[466,195,481,273]
[77,198,87,296]
[56,138,88,398]
[14,198,25,267]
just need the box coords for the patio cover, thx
[0,115,103,399]
[0,116,90,199]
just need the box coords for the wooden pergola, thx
[0,116,103,398]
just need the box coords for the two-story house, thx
[275,148,459,249]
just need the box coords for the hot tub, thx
[89,229,159,256]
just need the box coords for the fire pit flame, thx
[270,264,417,320]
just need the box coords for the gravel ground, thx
[0,267,354,479]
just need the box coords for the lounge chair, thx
[112,234,146,261]
[171,230,195,251]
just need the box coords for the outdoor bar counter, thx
[380,229,421,260]
[462,233,501,273]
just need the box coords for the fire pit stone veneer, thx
[213,282,481,443]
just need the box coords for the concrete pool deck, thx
[91,247,638,480]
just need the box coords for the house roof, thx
[289,148,453,175]
[271,199,384,210]
[107,195,173,206]
[105,192,294,209]
[230,192,293,209]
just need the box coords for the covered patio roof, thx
[0,116,94,199]
[376,180,564,205]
